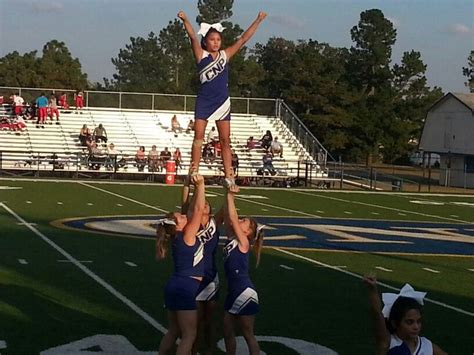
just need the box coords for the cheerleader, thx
[178,10,267,188]
[222,185,264,355]
[181,173,224,354]
[156,174,206,355]
[363,274,447,355]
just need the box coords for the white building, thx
[419,92,474,188]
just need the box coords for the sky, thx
[1,0,473,93]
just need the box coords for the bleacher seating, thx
[0,104,327,180]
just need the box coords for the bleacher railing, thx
[1,86,330,167]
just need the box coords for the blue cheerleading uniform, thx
[164,232,204,311]
[196,217,220,301]
[388,335,433,355]
[195,50,231,122]
[223,238,259,315]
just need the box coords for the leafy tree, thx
[110,32,166,92]
[0,51,41,87]
[463,50,474,93]
[38,40,88,89]
[159,19,195,93]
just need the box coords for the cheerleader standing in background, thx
[178,10,267,188]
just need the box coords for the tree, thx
[158,19,196,93]
[110,32,167,92]
[37,40,88,89]
[345,9,397,163]
[463,50,474,93]
[0,51,41,87]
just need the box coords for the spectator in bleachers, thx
[270,136,283,158]
[135,146,146,172]
[75,90,84,111]
[186,119,195,134]
[79,124,91,146]
[202,143,214,164]
[160,147,172,171]
[49,94,60,124]
[59,92,69,109]
[207,126,218,145]
[246,136,257,151]
[12,115,27,133]
[232,149,239,176]
[88,140,106,170]
[25,102,37,120]
[13,93,24,117]
[259,130,273,151]
[174,147,182,170]
[35,92,48,128]
[148,145,160,172]
[106,143,119,170]
[171,115,182,137]
[260,151,276,176]
[93,123,108,143]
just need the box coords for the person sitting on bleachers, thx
[186,119,194,134]
[79,124,91,146]
[93,123,108,143]
[232,149,239,177]
[207,126,218,145]
[270,136,283,158]
[24,102,37,120]
[259,151,276,176]
[259,130,273,151]
[148,145,160,172]
[87,140,106,170]
[135,146,146,172]
[159,147,172,171]
[171,115,181,137]
[12,115,27,133]
[202,143,214,164]
[106,143,119,171]
[246,136,258,151]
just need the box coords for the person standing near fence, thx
[178,10,267,188]
[35,92,48,128]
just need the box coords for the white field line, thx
[422,268,440,274]
[18,259,28,265]
[293,190,470,224]
[279,264,294,270]
[210,190,322,218]
[78,182,167,213]
[125,261,137,267]
[375,266,393,272]
[0,203,167,334]
[4,176,474,198]
[58,259,93,263]
[273,247,474,317]
[0,340,6,349]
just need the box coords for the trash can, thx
[165,160,176,185]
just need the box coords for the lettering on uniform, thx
[223,239,239,261]
[202,58,226,83]
[197,219,217,244]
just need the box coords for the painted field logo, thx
[53,216,474,256]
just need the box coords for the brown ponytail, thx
[249,218,264,267]
[155,213,177,260]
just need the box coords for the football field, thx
[0,178,473,354]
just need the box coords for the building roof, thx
[452,92,474,111]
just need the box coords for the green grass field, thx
[0,178,473,354]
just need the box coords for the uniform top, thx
[223,238,249,280]
[196,217,220,279]
[172,232,204,278]
[49,97,58,109]
[197,50,229,102]
[388,335,433,355]
[14,96,24,106]
[36,96,48,108]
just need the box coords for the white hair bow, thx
[198,22,225,37]
[156,218,176,226]
[382,284,426,318]
[256,223,267,233]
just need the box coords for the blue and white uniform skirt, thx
[195,96,231,122]
[224,278,259,316]
[196,273,220,302]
